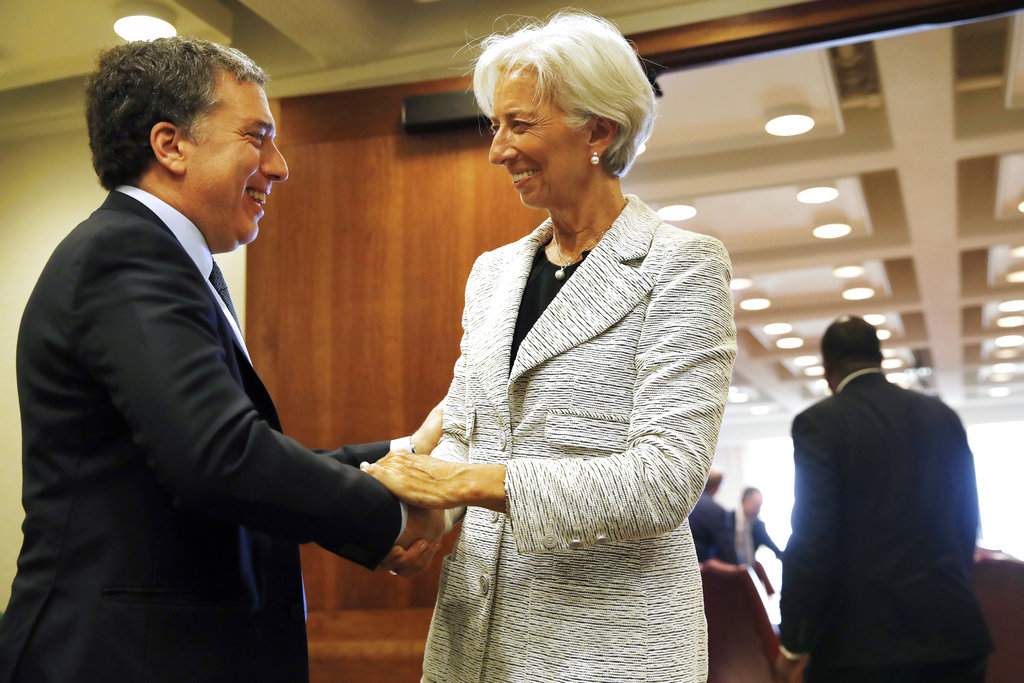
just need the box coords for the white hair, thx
[472,9,658,177]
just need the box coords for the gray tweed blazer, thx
[423,196,737,683]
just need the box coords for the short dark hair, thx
[741,487,760,501]
[85,36,266,190]
[821,316,883,368]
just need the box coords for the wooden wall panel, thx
[248,102,545,612]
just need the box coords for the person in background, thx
[690,469,738,563]
[0,37,443,683]
[363,10,736,682]
[732,486,783,566]
[775,316,992,683]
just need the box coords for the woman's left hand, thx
[362,452,462,508]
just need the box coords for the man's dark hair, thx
[741,487,760,501]
[85,36,267,191]
[821,316,883,369]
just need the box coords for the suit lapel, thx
[509,197,658,384]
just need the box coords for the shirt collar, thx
[115,185,213,279]
[835,367,884,393]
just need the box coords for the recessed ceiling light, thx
[804,365,825,376]
[987,386,1011,398]
[763,322,792,335]
[863,313,887,325]
[740,297,771,311]
[797,185,839,204]
[814,378,829,390]
[636,143,647,156]
[776,336,804,349]
[833,265,865,278]
[1007,270,1024,283]
[842,286,875,300]
[750,405,772,416]
[794,355,819,367]
[1018,200,1024,214]
[994,348,1021,359]
[731,277,752,290]
[992,362,1017,374]
[881,357,904,369]
[876,329,892,340]
[996,315,1024,328]
[998,299,1024,312]
[113,3,177,41]
[995,335,1024,348]
[813,223,852,239]
[657,204,696,222]
[1011,245,1024,258]
[729,387,750,403]
[887,372,909,385]
[765,113,815,137]
[882,348,896,358]
[990,373,1013,382]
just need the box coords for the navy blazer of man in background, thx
[689,469,737,563]
[776,316,991,683]
[0,37,441,683]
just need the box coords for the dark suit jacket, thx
[689,492,737,563]
[729,512,783,559]
[0,192,401,682]
[780,371,992,669]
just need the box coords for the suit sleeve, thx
[504,233,737,552]
[73,221,401,568]
[755,519,784,558]
[779,408,842,653]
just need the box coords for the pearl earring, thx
[590,152,600,166]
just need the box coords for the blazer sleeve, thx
[505,233,737,552]
[73,220,401,568]
[779,407,843,653]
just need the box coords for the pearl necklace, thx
[550,228,609,280]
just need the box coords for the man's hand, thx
[773,651,809,683]
[410,400,444,455]
[379,506,445,578]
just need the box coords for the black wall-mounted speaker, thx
[401,89,488,134]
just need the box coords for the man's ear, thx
[150,121,189,176]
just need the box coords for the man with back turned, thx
[775,316,991,683]
[0,37,443,682]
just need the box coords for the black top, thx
[510,245,589,371]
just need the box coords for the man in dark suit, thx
[689,469,738,563]
[732,487,783,565]
[0,37,443,682]
[775,316,991,683]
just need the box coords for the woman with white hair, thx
[364,10,736,682]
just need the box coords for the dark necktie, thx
[209,261,239,327]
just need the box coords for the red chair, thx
[972,553,1024,683]
[701,558,780,683]
[752,560,776,596]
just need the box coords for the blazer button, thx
[569,539,584,549]
[542,533,558,550]
[477,574,490,596]
[290,603,305,622]
[595,534,610,544]
[490,510,501,524]
[498,432,507,449]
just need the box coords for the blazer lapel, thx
[510,197,658,384]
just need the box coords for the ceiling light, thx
[731,277,752,290]
[765,107,815,137]
[992,362,1016,373]
[881,357,904,369]
[882,348,896,358]
[763,322,792,335]
[813,223,852,239]
[814,379,829,390]
[887,372,909,385]
[995,335,1024,348]
[1018,200,1024,214]
[842,286,875,301]
[797,185,838,204]
[1007,270,1024,283]
[804,365,825,376]
[750,405,772,416]
[1011,245,1024,258]
[998,299,1024,312]
[657,204,696,222]
[994,348,1021,359]
[729,387,750,403]
[740,297,771,311]
[863,313,886,325]
[833,265,865,279]
[876,329,892,340]
[114,2,177,41]
[990,373,1013,382]
[987,386,1011,398]
[776,337,804,349]
[996,315,1024,328]
[794,355,819,367]
[637,143,647,156]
